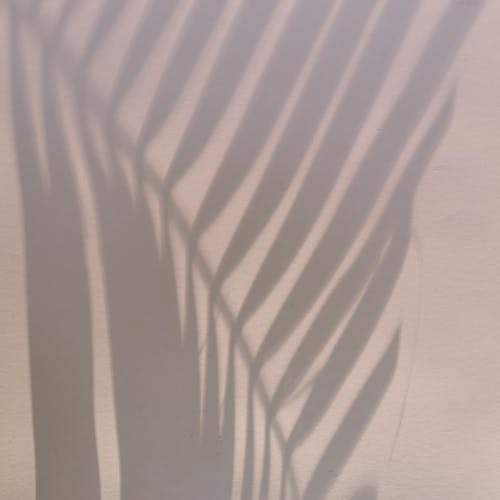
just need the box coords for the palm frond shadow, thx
[8,0,483,498]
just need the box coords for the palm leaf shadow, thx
[9,7,100,500]
[8,0,484,499]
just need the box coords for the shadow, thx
[301,334,399,500]
[187,0,338,236]
[349,485,378,500]
[107,0,181,116]
[9,8,100,500]
[72,100,206,499]
[134,0,231,158]
[279,88,455,499]
[211,0,380,293]
[6,0,484,499]
[163,0,284,189]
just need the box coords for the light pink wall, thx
[1,1,499,499]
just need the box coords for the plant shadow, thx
[7,0,483,498]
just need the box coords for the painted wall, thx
[1,0,499,499]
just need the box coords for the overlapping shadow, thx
[8,0,483,499]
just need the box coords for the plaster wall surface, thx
[1,1,499,499]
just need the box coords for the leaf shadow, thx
[7,0,484,499]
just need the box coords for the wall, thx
[1,0,499,499]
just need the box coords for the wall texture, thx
[1,0,499,499]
